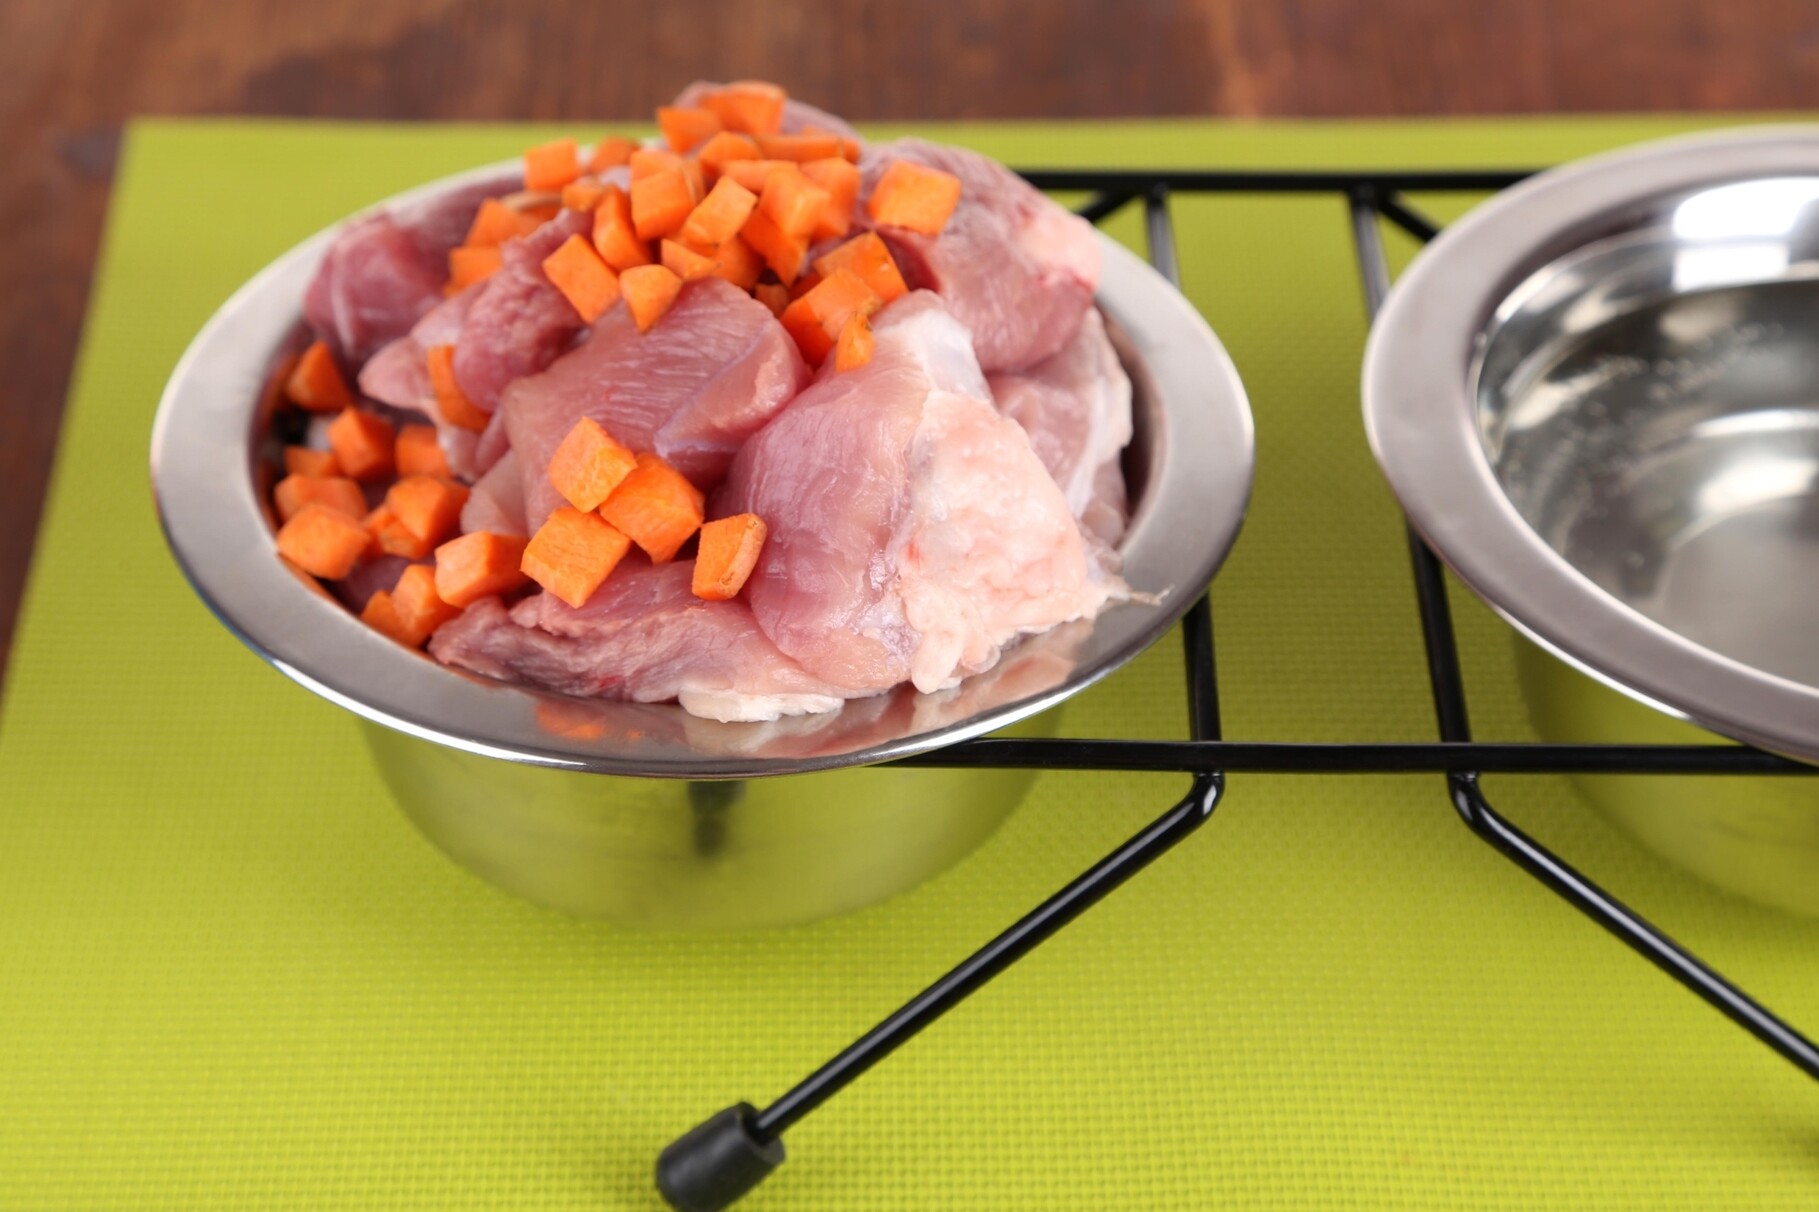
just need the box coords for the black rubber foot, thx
[655,1103,785,1212]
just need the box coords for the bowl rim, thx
[1363,124,1819,762]
[152,158,1255,778]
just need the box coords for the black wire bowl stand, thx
[653,168,1819,1212]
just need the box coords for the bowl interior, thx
[1474,176,1819,688]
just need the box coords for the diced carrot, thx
[284,446,340,478]
[812,231,908,303]
[720,159,799,194]
[759,170,831,240]
[631,170,694,241]
[677,176,759,249]
[841,137,862,163]
[708,233,762,292]
[867,160,963,234]
[754,282,789,317]
[691,513,768,601]
[700,81,786,136]
[697,131,761,178]
[391,563,462,643]
[542,234,621,323]
[361,590,415,646]
[754,132,844,163]
[662,239,719,281]
[521,507,634,608]
[520,201,561,225]
[591,185,653,271]
[801,158,860,240]
[658,105,723,154]
[780,269,883,364]
[524,138,581,192]
[465,198,540,247]
[620,264,683,333]
[274,473,366,523]
[284,340,353,412]
[599,453,705,562]
[547,417,637,512]
[395,424,451,478]
[276,504,370,579]
[680,157,707,204]
[434,531,530,607]
[561,177,609,213]
[448,244,504,290]
[327,408,396,481]
[588,135,639,173]
[788,270,821,301]
[425,345,490,432]
[739,208,808,284]
[365,503,435,560]
[834,312,875,372]
[386,475,471,547]
[630,147,684,180]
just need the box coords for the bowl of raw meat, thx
[152,83,1253,928]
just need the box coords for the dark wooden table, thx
[3,0,1815,683]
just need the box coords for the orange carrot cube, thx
[284,340,353,412]
[834,312,875,372]
[707,234,762,292]
[276,504,370,579]
[780,269,883,364]
[561,177,609,213]
[754,132,844,163]
[678,176,759,249]
[658,106,723,154]
[661,239,719,282]
[620,264,683,333]
[700,81,787,136]
[630,147,684,180]
[719,159,799,195]
[365,504,435,560]
[588,135,639,173]
[867,160,963,234]
[631,170,695,241]
[591,185,654,271]
[385,475,471,547]
[391,563,463,642]
[361,589,415,646]
[274,473,366,523]
[547,417,637,512]
[541,234,621,323]
[327,408,396,481]
[802,158,860,240]
[812,231,909,303]
[424,345,490,432]
[691,513,768,601]
[599,452,705,562]
[754,282,789,317]
[434,531,530,607]
[283,446,340,478]
[395,424,451,478]
[447,245,504,290]
[759,170,831,240]
[465,198,540,247]
[739,208,808,284]
[524,138,581,192]
[697,131,761,178]
[522,507,634,608]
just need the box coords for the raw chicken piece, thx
[858,139,1098,373]
[987,307,1133,548]
[502,277,807,530]
[672,81,862,145]
[429,563,851,722]
[450,209,593,414]
[304,174,514,368]
[356,286,493,476]
[461,451,528,537]
[718,292,1120,696]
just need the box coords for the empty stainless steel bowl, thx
[152,161,1255,928]
[1365,127,1819,914]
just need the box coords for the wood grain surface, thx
[3,0,1817,681]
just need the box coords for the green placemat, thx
[4,115,1818,1210]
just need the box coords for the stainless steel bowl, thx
[152,161,1255,928]
[1365,127,1819,913]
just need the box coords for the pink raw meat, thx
[987,306,1133,548]
[672,81,862,145]
[429,563,851,722]
[502,277,807,530]
[858,139,1098,373]
[304,174,514,368]
[450,209,593,414]
[718,292,1120,696]
[461,451,528,537]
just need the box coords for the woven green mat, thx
[4,115,1817,1210]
